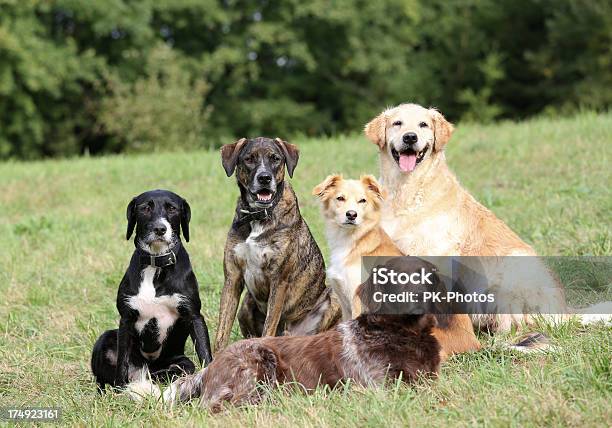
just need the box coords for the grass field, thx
[0,112,611,427]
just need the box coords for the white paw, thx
[125,369,161,401]
[162,383,178,405]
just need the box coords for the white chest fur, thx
[326,231,363,321]
[233,222,272,310]
[127,266,184,358]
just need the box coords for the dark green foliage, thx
[0,0,610,159]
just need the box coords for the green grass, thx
[0,112,611,427]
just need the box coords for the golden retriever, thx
[364,103,610,331]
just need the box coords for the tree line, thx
[1,0,610,159]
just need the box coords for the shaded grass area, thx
[0,112,610,426]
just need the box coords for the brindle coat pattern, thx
[215,137,341,352]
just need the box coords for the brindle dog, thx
[215,137,341,352]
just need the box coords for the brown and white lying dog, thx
[129,313,440,412]
[313,174,481,360]
[364,103,611,331]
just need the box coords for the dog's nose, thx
[153,225,167,236]
[346,210,358,221]
[403,132,418,144]
[257,173,272,185]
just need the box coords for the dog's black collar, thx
[233,208,271,229]
[137,249,177,268]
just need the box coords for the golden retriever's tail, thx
[503,302,612,354]
[528,303,612,329]
[571,302,612,326]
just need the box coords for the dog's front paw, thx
[125,369,161,401]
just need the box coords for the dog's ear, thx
[364,111,387,148]
[254,345,278,385]
[274,138,299,178]
[360,175,386,201]
[418,313,438,331]
[220,138,248,177]
[429,108,454,152]
[181,198,191,242]
[312,174,342,200]
[126,197,137,240]
[356,274,382,314]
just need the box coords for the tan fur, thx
[314,174,481,360]
[430,315,481,361]
[364,103,538,257]
[313,175,397,320]
[364,103,570,331]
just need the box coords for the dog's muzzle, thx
[249,170,278,207]
[252,188,275,204]
[249,184,277,207]
[143,233,172,247]
[140,229,176,255]
[391,144,429,173]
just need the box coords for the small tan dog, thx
[364,103,610,331]
[313,174,481,360]
[312,175,398,320]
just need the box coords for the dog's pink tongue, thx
[399,153,417,172]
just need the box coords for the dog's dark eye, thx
[336,196,345,202]
[270,154,281,163]
[140,205,151,213]
[167,205,177,213]
[244,155,256,163]
[393,121,402,126]
[419,121,428,128]
[358,198,366,204]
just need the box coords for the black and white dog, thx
[91,190,213,391]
